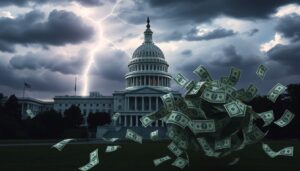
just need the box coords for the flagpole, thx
[75,76,77,96]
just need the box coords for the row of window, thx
[58,109,111,115]
[126,76,170,87]
[129,64,167,72]
[58,103,112,107]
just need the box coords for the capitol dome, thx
[125,17,172,91]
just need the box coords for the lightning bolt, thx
[81,0,132,95]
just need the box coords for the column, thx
[149,96,151,111]
[124,115,127,127]
[156,96,158,110]
[142,96,144,111]
[144,76,146,85]
[148,76,151,86]
[118,116,121,124]
[135,96,137,111]
[161,120,164,127]
[155,120,159,127]
[130,115,133,127]
[135,115,138,127]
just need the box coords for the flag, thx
[24,82,31,88]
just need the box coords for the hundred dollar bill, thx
[274,109,295,127]
[52,139,74,151]
[187,81,205,96]
[153,155,171,166]
[193,65,213,81]
[111,112,120,122]
[258,110,274,127]
[227,67,241,86]
[105,145,121,153]
[173,73,189,87]
[168,142,183,156]
[262,143,294,158]
[197,137,221,157]
[26,109,35,119]
[224,101,245,118]
[171,157,188,169]
[150,130,159,141]
[214,137,231,150]
[161,93,175,111]
[102,137,119,142]
[267,83,287,103]
[79,149,99,171]
[200,88,226,103]
[166,111,191,129]
[125,129,142,144]
[188,120,215,134]
[256,64,268,80]
[140,115,154,127]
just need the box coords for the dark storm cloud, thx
[185,28,236,41]
[147,0,300,23]
[0,0,105,7]
[93,49,129,82]
[181,49,192,56]
[0,9,94,52]
[276,13,300,42]
[9,51,87,75]
[248,28,259,37]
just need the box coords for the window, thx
[96,104,99,106]
[83,104,86,107]
[65,104,68,107]
[59,104,62,107]
[119,99,122,103]
[118,105,122,110]
[90,104,93,107]
[103,104,105,107]
[109,104,111,107]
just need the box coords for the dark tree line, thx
[0,95,111,139]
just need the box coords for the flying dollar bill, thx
[79,149,99,171]
[26,109,35,119]
[168,142,183,157]
[245,84,258,100]
[173,73,189,87]
[111,112,120,122]
[102,137,119,142]
[166,111,191,129]
[267,83,287,103]
[105,145,121,153]
[150,130,159,141]
[171,157,189,169]
[256,64,268,80]
[161,93,175,111]
[140,115,154,127]
[125,129,142,144]
[52,139,74,151]
[262,143,294,158]
[188,120,216,134]
[258,110,274,127]
[200,88,226,103]
[244,126,268,145]
[187,81,205,96]
[193,65,213,81]
[153,156,171,166]
[197,137,221,157]
[224,101,245,118]
[227,67,241,86]
[274,109,295,127]
[214,137,231,150]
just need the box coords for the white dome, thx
[132,43,165,58]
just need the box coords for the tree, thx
[87,112,111,132]
[63,105,83,128]
[3,95,21,120]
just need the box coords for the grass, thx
[0,139,298,171]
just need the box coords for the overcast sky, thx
[0,0,300,100]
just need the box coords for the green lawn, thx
[0,140,298,171]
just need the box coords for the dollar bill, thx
[245,84,258,100]
[161,93,175,111]
[173,73,189,87]
[224,85,237,97]
[200,88,226,103]
[262,143,294,158]
[153,156,171,166]
[258,110,274,127]
[26,109,35,119]
[256,64,268,80]
[79,149,99,171]
[267,83,287,103]
[197,137,221,157]
[224,101,245,118]
[184,80,195,91]
[52,139,74,151]
[171,157,188,169]
[214,137,231,150]
[188,120,216,134]
[227,67,241,86]
[125,129,142,144]
[168,142,183,156]
[193,65,213,81]
[244,126,268,145]
[140,115,154,127]
[150,130,159,141]
[102,137,119,142]
[105,145,121,153]
[111,112,120,122]
[187,81,205,96]
[166,111,191,129]
[220,76,229,86]
[274,109,295,127]
[228,158,240,165]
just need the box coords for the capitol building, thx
[12,18,181,129]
